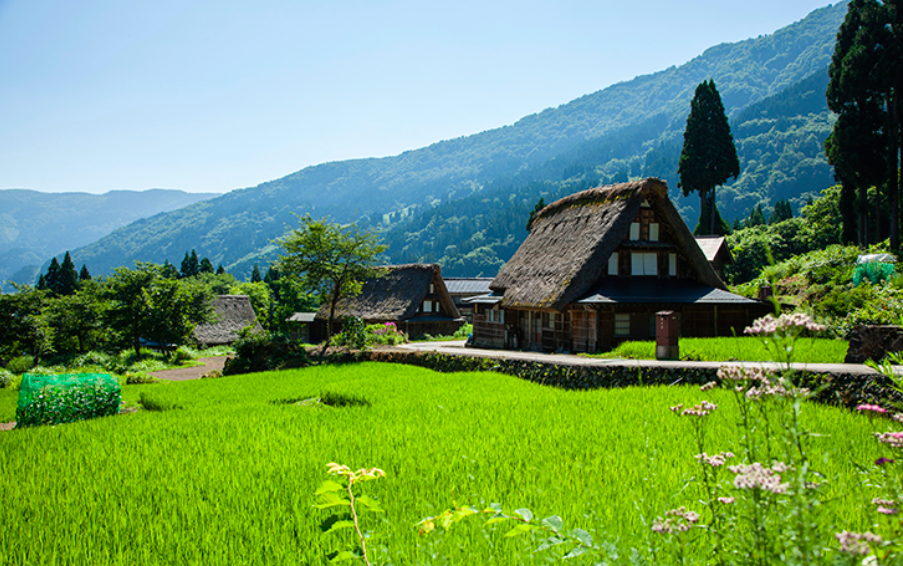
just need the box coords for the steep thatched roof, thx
[315,264,460,322]
[695,236,734,265]
[193,295,261,346]
[491,178,725,311]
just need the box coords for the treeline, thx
[1,253,316,367]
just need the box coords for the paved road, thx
[400,340,884,376]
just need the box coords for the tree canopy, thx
[276,216,387,338]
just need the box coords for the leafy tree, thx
[45,282,106,354]
[678,80,740,235]
[276,216,387,339]
[199,257,214,274]
[79,264,92,282]
[525,197,546,232]
[251,263,262,283]
[0,284,53,363]
[104,263,214,357]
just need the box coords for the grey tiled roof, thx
[577,278,762,305]
[444,278,494,295]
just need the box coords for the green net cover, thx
[853,262,895,287]
[16,373,121,428]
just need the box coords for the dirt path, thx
[150,356,229,381]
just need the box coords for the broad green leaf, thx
[418,519,435,535]
[451,507,477,523]
[325,520,356,534]
[514,508,533,523]
[505,523,535,538]
[488,502,504,514]
[315,480,345,495]
[541,515,563,534]
[330,550,359,562]
[485,516,512,526]
[355,495,384,513]
[570,528,593,547]
[314,491,351,509]
[563,545,588,560]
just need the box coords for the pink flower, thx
[728,462,790,494]
[875,431,903,448]
[835,531,882,555]
[651,506,700,534]
[695,452,735,467]
[700,381,717,392]
[717,497,735,504]
[857,404,888,414]
[744,313,826,336]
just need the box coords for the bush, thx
[365,322,407,346]
[0,368,12,388]
[7,355,35,375]
[223,327,310,375]
[329,316,368,350]
[16,373,121,428]
[167,346,197,365]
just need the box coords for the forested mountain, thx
[0,189,218,289]
[70,2,847,279]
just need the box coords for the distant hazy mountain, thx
[0,189,219,288]
[70,1,848,278]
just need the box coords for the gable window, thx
[608,252,619,276]
[669,253,677,276]
[423,300,433,313]
[649,223,660,241]
[631,252,658,276]
[429,283,435,294]
[630,222,640,240]
[614,314,630,336]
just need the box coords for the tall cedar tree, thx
[58,252,79,296]
[827,0,903,249]
[181,250,200,278]
[79,264,92,282]
[199,257,214,274]
[276,215,386,341]
[44,257,61,295]
[678,80,740,235]
[251,263,262,282]
[826,0,888,247]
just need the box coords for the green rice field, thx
[588,336,848,363]
[0,363,884,564]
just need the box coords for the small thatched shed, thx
[695,236,734,281]
[471,179,770,352]
[193,295,262,347]
[313,264,463,340]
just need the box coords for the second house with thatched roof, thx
[312,263,463,341]
[469,178,770,352]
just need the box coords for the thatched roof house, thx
[313,264,463,340]
[471,179,769,352]
[194,295,262,347]
[695,236,734,280]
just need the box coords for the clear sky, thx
[0,0,838,194]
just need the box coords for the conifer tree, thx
[181,250,200,278]
[79,265,92,282]
[45,257,61,295]
[251,263,262,283]
[215,264,226,275]
[162,260,180,279]
[678,80,740,235]
[199,257,214,274]
[58,252,79,296]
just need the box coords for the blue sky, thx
[0,0,837,194]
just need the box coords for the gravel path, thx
[149,356,229,381]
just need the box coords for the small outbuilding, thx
[193,295,262,347]
[694,236,734,281]
[470,179,771,352]
[313,263,463,340]
[443,277,494,323]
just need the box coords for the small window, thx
[630,223,640,240]
[608,253,619,276]
[649,223,659,241]
[429,283,435,294]
[615,314,630,336]
[423,300,432,313]
[669,253,677,276]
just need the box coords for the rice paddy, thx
[588,336,848,363]
[0,363,885,564]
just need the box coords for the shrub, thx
[223,327,310,375]
[330,316,369,350]
[7,355,35,375]
[15,373,121,428]
[167,346,197,365]
[0,368,12,388]
[365,322,407,346]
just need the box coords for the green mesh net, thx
[16,373,121,428]
[853,262,896,287]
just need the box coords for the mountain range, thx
[0,189,219,289]
[39,2,849,280]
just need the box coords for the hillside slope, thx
[0,189,219,287]
[71,1,848,278]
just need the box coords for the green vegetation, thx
[586,337,847,363]
[0,362,883,564]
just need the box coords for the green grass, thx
[0,363,882,564]
[584,336,848,363]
